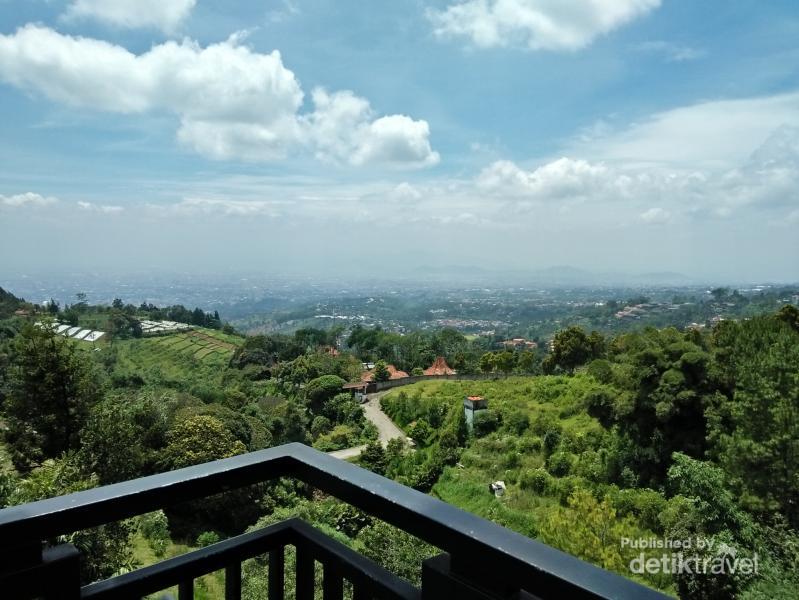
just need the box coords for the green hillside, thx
[108,329,244,391]
[381,377,671,593]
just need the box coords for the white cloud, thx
[570,91,799,170]
[64,0,196,33]
[428,0,660,51]
[477,157,611,198]
[472,125,799,221]
[0,192,58,207]
[640,207,669,224]
[635,40,705,62]
[303,89,440,167]
[0,26,438,167]
[77,201,124,213]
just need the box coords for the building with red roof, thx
[424,356,456,376]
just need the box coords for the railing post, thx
[0,542,81,600]
[422,553,501,600]
[42,544,82,600]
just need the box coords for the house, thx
[500,338,537,350]
[424,356,456,376]
[361,364,409,382]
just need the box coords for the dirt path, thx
[326,390,405,460]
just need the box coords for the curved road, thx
[328,391,405,460]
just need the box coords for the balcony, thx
[0,443,668,599]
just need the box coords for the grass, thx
[110,328,243,389]
[383,376,676,595]
[132,533,226,600]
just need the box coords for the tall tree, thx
[4,324,103,470]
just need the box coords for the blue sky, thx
[0,0,798,281]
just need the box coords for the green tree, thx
[539,489,635,573]
[479,352,495,373]
[373,360,390,382]
[8,456,135,583]
[495,351,515,374]
[4,324,103,470]
[543,326,603,373]
[357,521,436,586]
[305,374,346,410]
[162,415,246,470]
[359,440,387,475]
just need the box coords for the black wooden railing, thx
[0,443,669,599]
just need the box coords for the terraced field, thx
[112,328,243,388]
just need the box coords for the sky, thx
[0,0,798,282]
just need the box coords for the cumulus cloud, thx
[428,0,660,51]
[0,192,58,207]
[473,124,799,222]
[303,89,439,167]
[63,0,196,33]
[0,26,438,167]
[477,157,611,198]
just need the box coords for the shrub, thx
[197,531,221,547]
[408,419,433,446]
[543,429,561,456]
[505,410,530,435]
[520,468,552,494]
[518,435,543,454]
[138,510,170,557]
[547,451,575,477]
[472,409,500,437]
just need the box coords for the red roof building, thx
[424,356,456,376]
[361,364,409,382]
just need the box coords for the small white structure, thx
[489,481,506,497]
[35,322,106,344]
[463,395,488,429]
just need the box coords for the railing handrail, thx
[0,443,668,599]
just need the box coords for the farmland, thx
[110,328,244,390]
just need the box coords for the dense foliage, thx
[0,294,797,598]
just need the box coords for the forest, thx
[0,285,797,598]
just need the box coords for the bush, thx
[310,415,332,438]
[518,435,543,454]
[138,510,170,557]
[408,419,433,446]
[520,468,552,494]
[197,531,221,547]
[547,451,575,477]
[472,409,500,437]
[505,410,530,435]
[543,429,561,456]
[503,450,521,469]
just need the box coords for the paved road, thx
[327,391,405,460]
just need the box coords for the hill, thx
[0,287,26,319]
[108,328,243,391]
